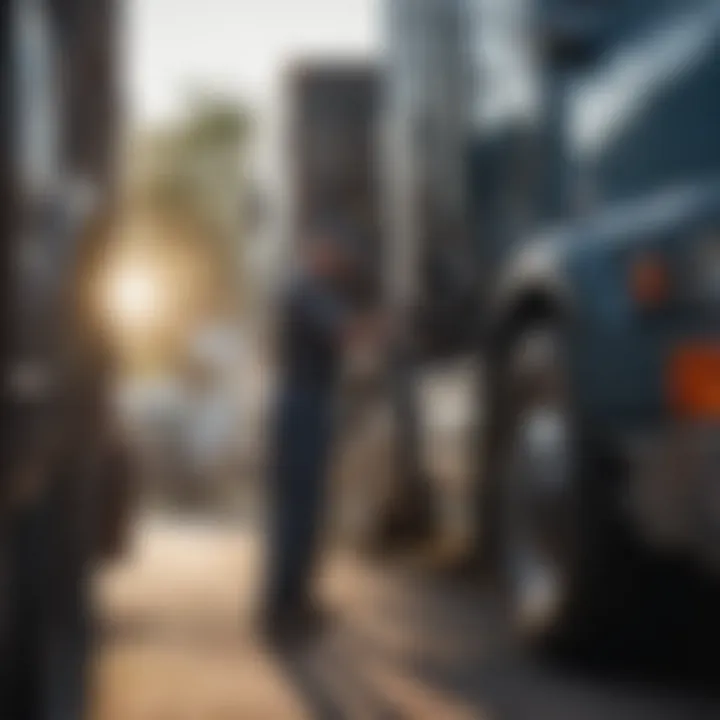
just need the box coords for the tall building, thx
[288,64,379,243]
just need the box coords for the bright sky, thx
[126,0,378,128]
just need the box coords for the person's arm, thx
[295,282,350,342]
[294,280,390,354]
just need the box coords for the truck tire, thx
[488,323,643,656]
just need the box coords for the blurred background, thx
[2,1,720,718]
[112,0,379,518]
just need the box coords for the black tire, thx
[486,323,645,657]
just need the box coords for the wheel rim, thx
[503,402,574,638]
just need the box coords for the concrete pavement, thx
[90,517,720,720]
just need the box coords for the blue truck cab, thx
[384,0,720,652]
[493,0,720,427]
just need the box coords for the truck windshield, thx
[465,0,544,255]
[569,1,720,204]
[467,0,539,133]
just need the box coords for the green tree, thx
[129,93,253,312]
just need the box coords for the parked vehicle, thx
[381,0,720,653]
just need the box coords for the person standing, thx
[263,226,374,643]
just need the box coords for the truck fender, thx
[485,240,574,353]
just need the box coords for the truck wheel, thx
[491,324,640,656]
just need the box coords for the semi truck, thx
[1,0,128,715]
[381,0,720,653]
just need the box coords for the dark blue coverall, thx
[265,274,348,618]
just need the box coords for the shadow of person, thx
[272,631,402,720]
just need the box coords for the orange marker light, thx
[668,344,720,419]
[630,255,670,308]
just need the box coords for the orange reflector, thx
[630,255,670,308]
[669,344,720,419]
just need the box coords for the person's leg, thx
[263,388,331,633]
[264,387,305,620]
[287,393,332,612]
[266,476,306,617]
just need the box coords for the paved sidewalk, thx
[91,518,720,720]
